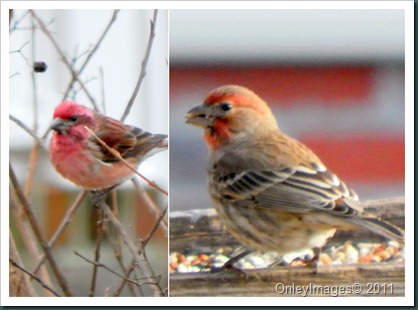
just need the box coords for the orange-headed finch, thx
[185,85,403,256]
[50,101,167,189]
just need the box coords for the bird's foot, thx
[267,258,287,268]
[289,247,321,272]
[209,249,251,279]
[90,186,117,207]
[210,263,248,279]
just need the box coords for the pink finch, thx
[186,85,403,260]
[50,101,167,190]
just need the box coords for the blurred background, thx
[169,9,405,212]
[9,9,168,296]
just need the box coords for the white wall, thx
[170,9,404,65]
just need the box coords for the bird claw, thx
[289,247,321,272]
[90,186,116,207]
[210,262,248,279]
[208,249,251,279]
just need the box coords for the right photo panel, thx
[169,7,406,299]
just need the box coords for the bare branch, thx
[105,192,141,296]
[9,9,13,26]
[9,258,61,297]
[61,10,119,110]
[89,209,105,297]
[99,67,106,114]
[111,202,166,296]
[143,205,167,248]
[23,143,40,200]
[132,178,167,232]
[9,41,33,69]
[32,191,87,275]
[29,10,98,110]
[9,232,36,296]
[10,189,56,296]
[9,10,30,34]
[9,163,73,296]
[98,200,165,296]
[9,115,47,149]
[74,251,148,286]
[121,10,158,121]
[22,17,42,200]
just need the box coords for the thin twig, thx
[89,209,105,297]
[65,10,118,100]
[9,231,36,297]
[9,9,14,27]
[9,258,61,297]
[24,144,40,197]
[9,41,32,67]
[24,18,41,198]
[121,10,158,121]
[112,262,135,296]
[109,191,139,296]
[112,260,137,296]
[31,190,87,275]
[74,251,149,286]
[29,10,98,110]
[111,205,167,296]
[110,191,122,258]
[31,14,39,134]
[62,10,119,110]
[132,178,167,232]
[10,192,55,296]
[107,237,140,296]
[9,163,73,296]
[9,115,47,149]
[109,191,123,263]
[99,67,106,114]
[84,126,168,196]
[143,206,168,247]
[9,10,30,33]
[105,191,140,296]
[135,244,162,292]
[98,200,164,296]
[113,181,167,296]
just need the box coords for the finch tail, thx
[134,131,168,159]
[347,217,404,242]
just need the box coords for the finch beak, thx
[50,117,69,134]
[185,105,214,127]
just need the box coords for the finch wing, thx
[215,163,363,217]
[92,115,167,163]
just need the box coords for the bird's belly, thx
[214,202,336,254]
[50,146,135,189]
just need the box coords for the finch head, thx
[50,101,94,137]
[50,101,167,189]
[186,85,278,150]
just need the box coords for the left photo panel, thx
[8,9,168,297]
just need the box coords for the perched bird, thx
[50,101,167,190]
[185,85,404,260]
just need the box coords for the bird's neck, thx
[66,125,91,142]
[203,118,233,150]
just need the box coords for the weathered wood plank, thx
[170,262,404,297]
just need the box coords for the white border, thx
[2,0,414,307]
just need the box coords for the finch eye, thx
[220,102,231,111]
[70,116,78,122]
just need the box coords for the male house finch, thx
[186,85,403,260]
[50,101,167,189]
